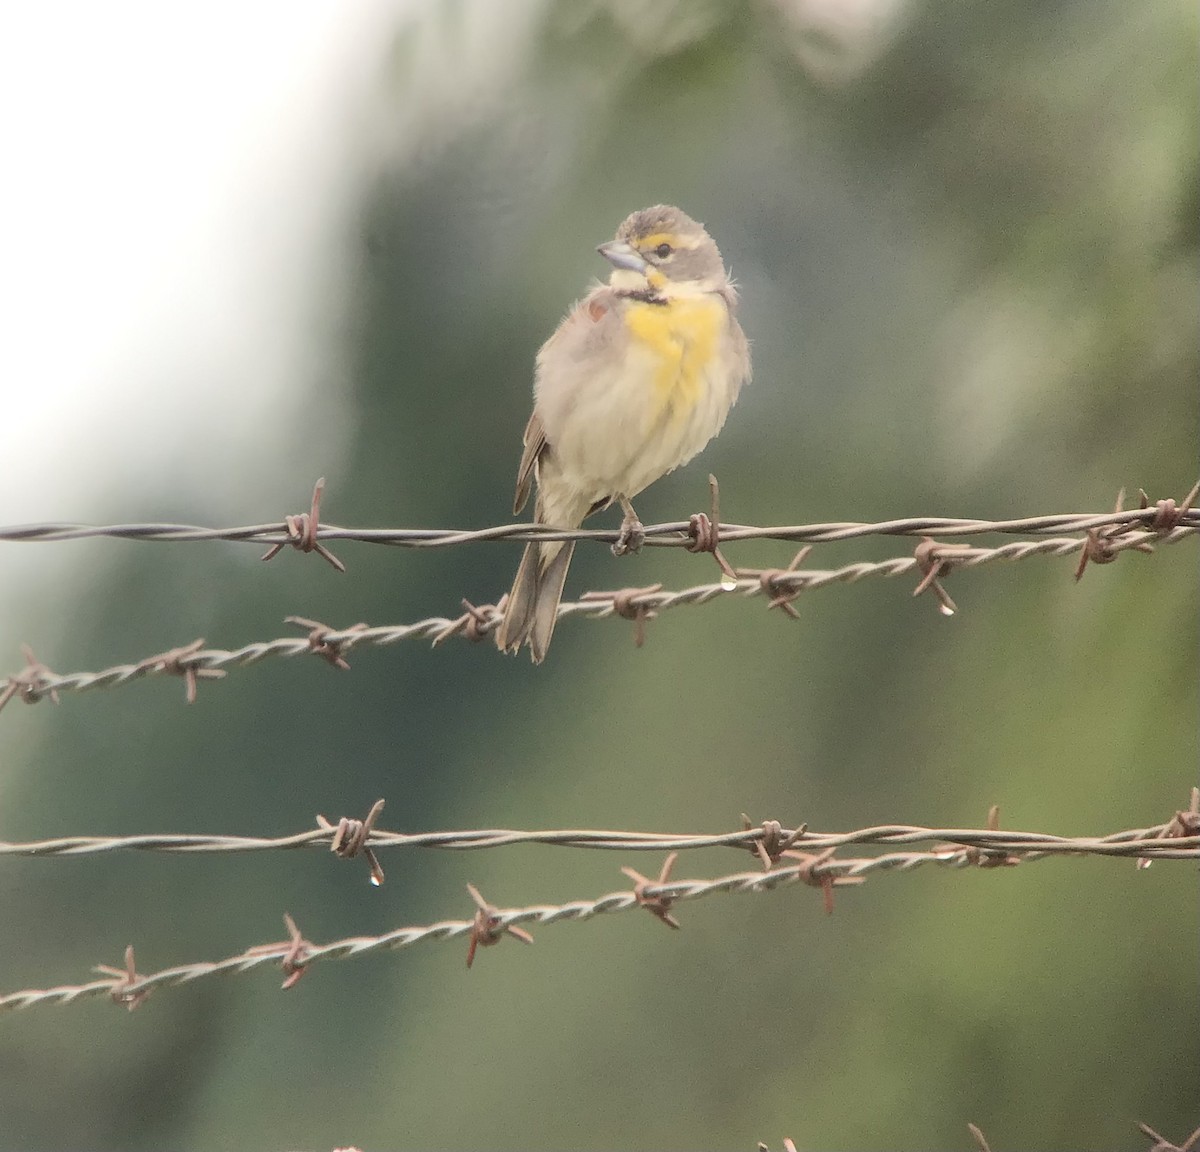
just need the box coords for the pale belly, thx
[551,343,734,502]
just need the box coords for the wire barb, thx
[967,1123,993,1152]
[246,913,313,989]
[779,846,865,914]
[135,638,227,703]
[622,853,683,929]
[93,945,150,1011]
[1138,1122,1200,1152]
[686,474,740,590]
[1137,787,1200,870]
[0,644,60,714]
[1074,488,1156,581]
[740,547,814,619]
[1139,480,1200,536]
[937,805,1021,869]
[260,477,346,572]
[741,814,808,869]
[286,616,368,671]
[465,883,534,967]
[316,799,387,886]
[431,598,501,647]
[582,584,663,647]
[912,537,972,615]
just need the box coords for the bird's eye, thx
[654,242,672,259]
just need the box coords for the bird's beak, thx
[597,239,648,273]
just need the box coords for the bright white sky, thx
[0,0,410,525]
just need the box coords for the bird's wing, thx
[513,409,547,515]
[515,285,622,515]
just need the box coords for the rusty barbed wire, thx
[0,841,1103,1013]
[968,1122,993,1152]
[762,1123,1200,1152]
[953,1122,1200,1152]
[2,516,1194,713]
[1,807,1197,863]
[2,481,1197,552]
[258,477,345,572]
[298,1124,1200,1152]
[1139,1122,1200,1152]
[316,798,387,885]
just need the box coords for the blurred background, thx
[0,0,1196,1148]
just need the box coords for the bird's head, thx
[597,204,726,297]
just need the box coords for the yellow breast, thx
[623,295,725,426]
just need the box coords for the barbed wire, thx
[2,482,1197,553]
[2,513,1194,712]
[299,1117,1200,1152]
[956,1121,1200,1152]
[759,1121,1200,1152]
[2,799,1197,864]
[2,793,1193,1012]
[3,483,1194,1146]
[1137,1122,1200,1152]
[0,841,1113,1013]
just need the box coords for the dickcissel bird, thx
[496,204,750,662]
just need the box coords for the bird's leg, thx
[612,495,645,557]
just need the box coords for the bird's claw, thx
[612,515,645,557]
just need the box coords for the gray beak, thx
[597,239,648,273]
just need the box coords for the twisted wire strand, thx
[4,524,1192,707]
[2,506,1198,550]
[1,820,1196,860]
[0,846,1080,1013]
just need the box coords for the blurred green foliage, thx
[0,1,1196,1148]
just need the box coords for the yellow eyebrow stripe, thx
[638,231,701,250]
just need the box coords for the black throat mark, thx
[617,287,669,306]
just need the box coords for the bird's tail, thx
[495,539,576,663]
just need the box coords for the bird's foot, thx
[612,498,645,557]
